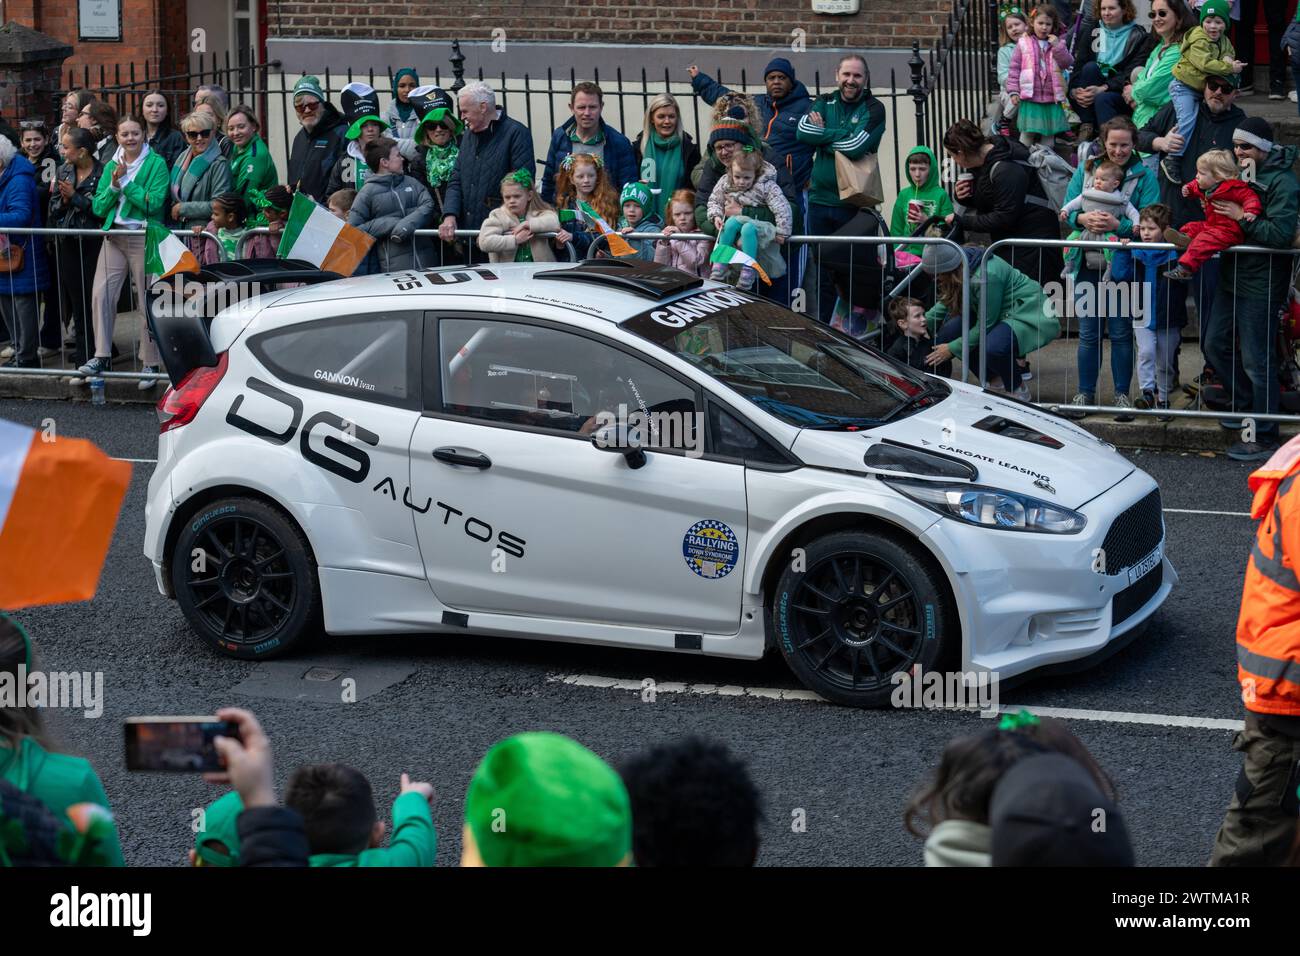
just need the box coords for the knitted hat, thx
[1232,115,1275,153]
[709,105,754,149]
[464,733,631,867]
[620,180,653,214]
[918,241,966,275]
[764,57,796,82]
[990,754,1135,867]
[291,75,326,104]
[340,82,388,140]
[411,85,465,138]
[195,792,243,867]
[1199,0,1229,23]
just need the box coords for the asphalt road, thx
[1,398,1264,866]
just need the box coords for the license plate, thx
[1126,543,1163,587]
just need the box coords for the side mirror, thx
[591,422,648,469]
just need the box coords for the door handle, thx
[432,446,492,469]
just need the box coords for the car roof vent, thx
[534,258,705,300]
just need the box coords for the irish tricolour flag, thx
[709,243,771,285]
[0,419,131,609]
[277,191,374,276]
[144,221,199,281]
[577,201,635,257]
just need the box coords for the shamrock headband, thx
[998,4,1026,20]
[506,168,534,189]
[998,708,1040,731]
[561,153,604,171]
[0,612,32,671]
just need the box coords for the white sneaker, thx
[0,346,13,360]
[1291,90,1298,103]
[1013,383,1031,401]
[137,366,160,391]
[36,346,59,358]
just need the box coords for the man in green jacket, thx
[1204,118,1300,462]
[796,53,886,324]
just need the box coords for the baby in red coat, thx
[1164,148,1262,281]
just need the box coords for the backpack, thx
[993,143,1073,214]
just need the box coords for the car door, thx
[409,312,749,633]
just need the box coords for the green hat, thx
[1199,0,1229,23]
[195,792,243,867]
[620,181,652,214]
[341,81,388,140]
[292,75,326,104]
[465,732,631,867]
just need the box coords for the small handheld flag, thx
[277,191,375,276]
[709,243,771,285]
[577,200,636,257]
[144,222,199,282]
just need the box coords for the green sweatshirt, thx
[229,136,279,227]
[889,145,954,256]
[925,255,1059,360]
[308,790,437,867]
[1222,144,1300,300]
[91,150,169,229]
[796,89,886,207]
[1131,40,1181,130]
[1171,26,1236,91]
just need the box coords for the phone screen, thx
[123,717,239,773]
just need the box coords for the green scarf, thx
[423,142,458,190]
[171,141,217,215]
[642,131,683,222]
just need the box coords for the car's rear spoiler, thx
[146,259,342,387]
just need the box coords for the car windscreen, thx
[620,289,941,429]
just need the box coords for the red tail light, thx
[157,352,229,433]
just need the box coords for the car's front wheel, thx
[768,529,954,708]
[171,497,320,659]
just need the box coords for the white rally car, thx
[143,258,1176,707]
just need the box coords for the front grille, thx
[1101,487,1163,573]
[1113,562,1164,626]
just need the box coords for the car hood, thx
[789,380,1134,510]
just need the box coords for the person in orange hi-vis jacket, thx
[1210,433,1300,866]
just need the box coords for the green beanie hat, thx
[465,732,631,867]
[195,792,243,867]
[619,181,652,215]
[1199,0,1229,23]
[292,75,326,104]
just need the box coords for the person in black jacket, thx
[286,75,348,204]
[1068,0,1152,137]
[437,81,535,259]
[140,91,186,170]
[47,128,104,368]
[941,120,1064,283]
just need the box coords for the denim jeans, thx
[937,315,1022,390]
[1074,265,1134,397]
[807,202,858,324]
[1168,78,1200,157]
[1201,278,1282,440]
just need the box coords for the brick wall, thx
[271,0,957,47]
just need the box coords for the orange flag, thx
[0,420,131,609]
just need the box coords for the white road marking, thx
[1164,508,1250,517]
[112,457,157,464]
[548,673,1244,730]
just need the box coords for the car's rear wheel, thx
[767,529,954,708]
[171,497,320,659]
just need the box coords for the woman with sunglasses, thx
[168,110,232,250]
[1125,0,1196,131]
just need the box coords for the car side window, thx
[709,402,791,465]
[438,317,700,450]
[250,311,419,408]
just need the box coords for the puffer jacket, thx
[653,233,712,278]
[691,144,799,238]
[0,155,50,294]
[476,205,562,263]
[442,110,535,231]
[706,162,792,237]
[689,71,814,189]
[346,172,436,271]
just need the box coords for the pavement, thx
[0,396,1265,866]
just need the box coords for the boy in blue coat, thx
[1111,203,1188,419]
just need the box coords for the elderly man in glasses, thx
[286,75,348,204]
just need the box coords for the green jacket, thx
[1222,143,1300,300]
[308,791,436,867]
[229,136,279,227]
[889,145,954,256]
[1131,40,1181,130]
[91,149,169,230]
[0,737,124,866]
[925,255,1059,361]
[1171,26,1236,90]
[796,89,886,207]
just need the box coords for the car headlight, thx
[884,479,1086,534]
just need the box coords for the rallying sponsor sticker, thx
[682,519,739,579]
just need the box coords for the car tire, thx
[172,497,320,660]
[767,529,954,708]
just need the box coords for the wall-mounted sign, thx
[811,0,861,13]
[79,0,123,42]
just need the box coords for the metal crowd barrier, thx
[235,227,579,265]
[0,226,220,382]
[977,237,1300,425]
